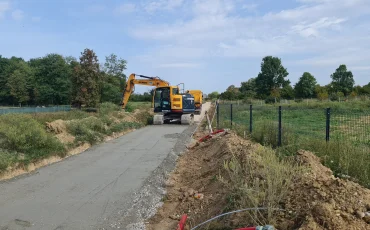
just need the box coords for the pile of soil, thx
[147,131,370,230]
[277,150,370,230]
[46,119,75,144]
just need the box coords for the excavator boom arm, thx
[121,73,170,109]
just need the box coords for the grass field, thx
[215,100,370,187]
[0,102,152,174]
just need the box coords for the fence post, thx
[326,108,331,142]
[278,106,282,147]
[230,104,233,129]
[249,104,253,133]
[216,102,219,129]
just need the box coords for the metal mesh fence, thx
[0,105,71,114]
[214,102,370,186]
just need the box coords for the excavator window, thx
[154,87,171,110]
[172,88,179,95]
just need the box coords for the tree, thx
[255,56,290,99]
[280,84,294,99]
[73,48,101,107]
[104,54,127,91]
[294,72,317,98]
[221,85,241,100]
[29,54,72,105]
[7,70,30,105]
[0,56,29,105]
[330,64,355,96]
[240,78,256,98]
[100,71,122,104]
[208,91,219,99]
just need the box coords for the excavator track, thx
[180,114,194,125]
[153,114,164,125]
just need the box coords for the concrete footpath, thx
[0,125,190,230]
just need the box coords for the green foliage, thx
[31,110,90,124]
[67,117,106,144]
[255,56,290,99]
[109,122,142,133]
[7,69,30,104]
[217,103,370,187]
[294,72,317,98]
[29,54,73,105]
[330,64,355,96]
[221,85,242,100]
[99,102,120,115]
[280,84,294,99]
[72,48,101,108]
[129,92,152,102]
[240,78,257,98]
[0,114,65,159]
[0,150,16,172]
[208,91,220,99]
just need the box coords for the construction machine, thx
[121,73,195,125]
[186,90,203,114]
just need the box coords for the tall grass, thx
[218,146,302,227]
[0,114,66,169]
[247,122,370,187]
[0,102,152,174]
[216,102,370,187]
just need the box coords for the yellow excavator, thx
[121,73,195,125]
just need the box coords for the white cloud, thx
[242,3,258,11]
[291,17,347,37]
[11,9,24,21]
[0,1,10,18]
[144,0,184,13]
[128,0,370,86]
[114,3,136,14]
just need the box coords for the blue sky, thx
[1,0,370,94]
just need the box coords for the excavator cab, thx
[152,86,195,125]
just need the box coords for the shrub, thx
[67,117,107,144]
[0,149,16,172]
[0,114,65,159]
[265,96,279,104]
[109,122,142,133]
[99,102,120,115]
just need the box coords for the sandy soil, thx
[146,127,370,230]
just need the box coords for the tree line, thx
[210,56,370,102]
[0,48,152,107]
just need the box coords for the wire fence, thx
[0,105,71,115]
[214,102,370,186]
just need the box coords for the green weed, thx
[0,114,66,166]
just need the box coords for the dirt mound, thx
[147,131,370,230]
[277,150,370,230]
[45,119,75,144]
[147,132,258,230]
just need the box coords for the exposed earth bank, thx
[146,130,370,230]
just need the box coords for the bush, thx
[109,122,142,133]
[99,102,120,115]
[0,114,65,159]
[0,149,16,172]
[67,117,107,144]
[265,96,279,104]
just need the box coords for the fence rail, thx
[0,105,71,114]
[215,102,370,153]
[214,102,370,187]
